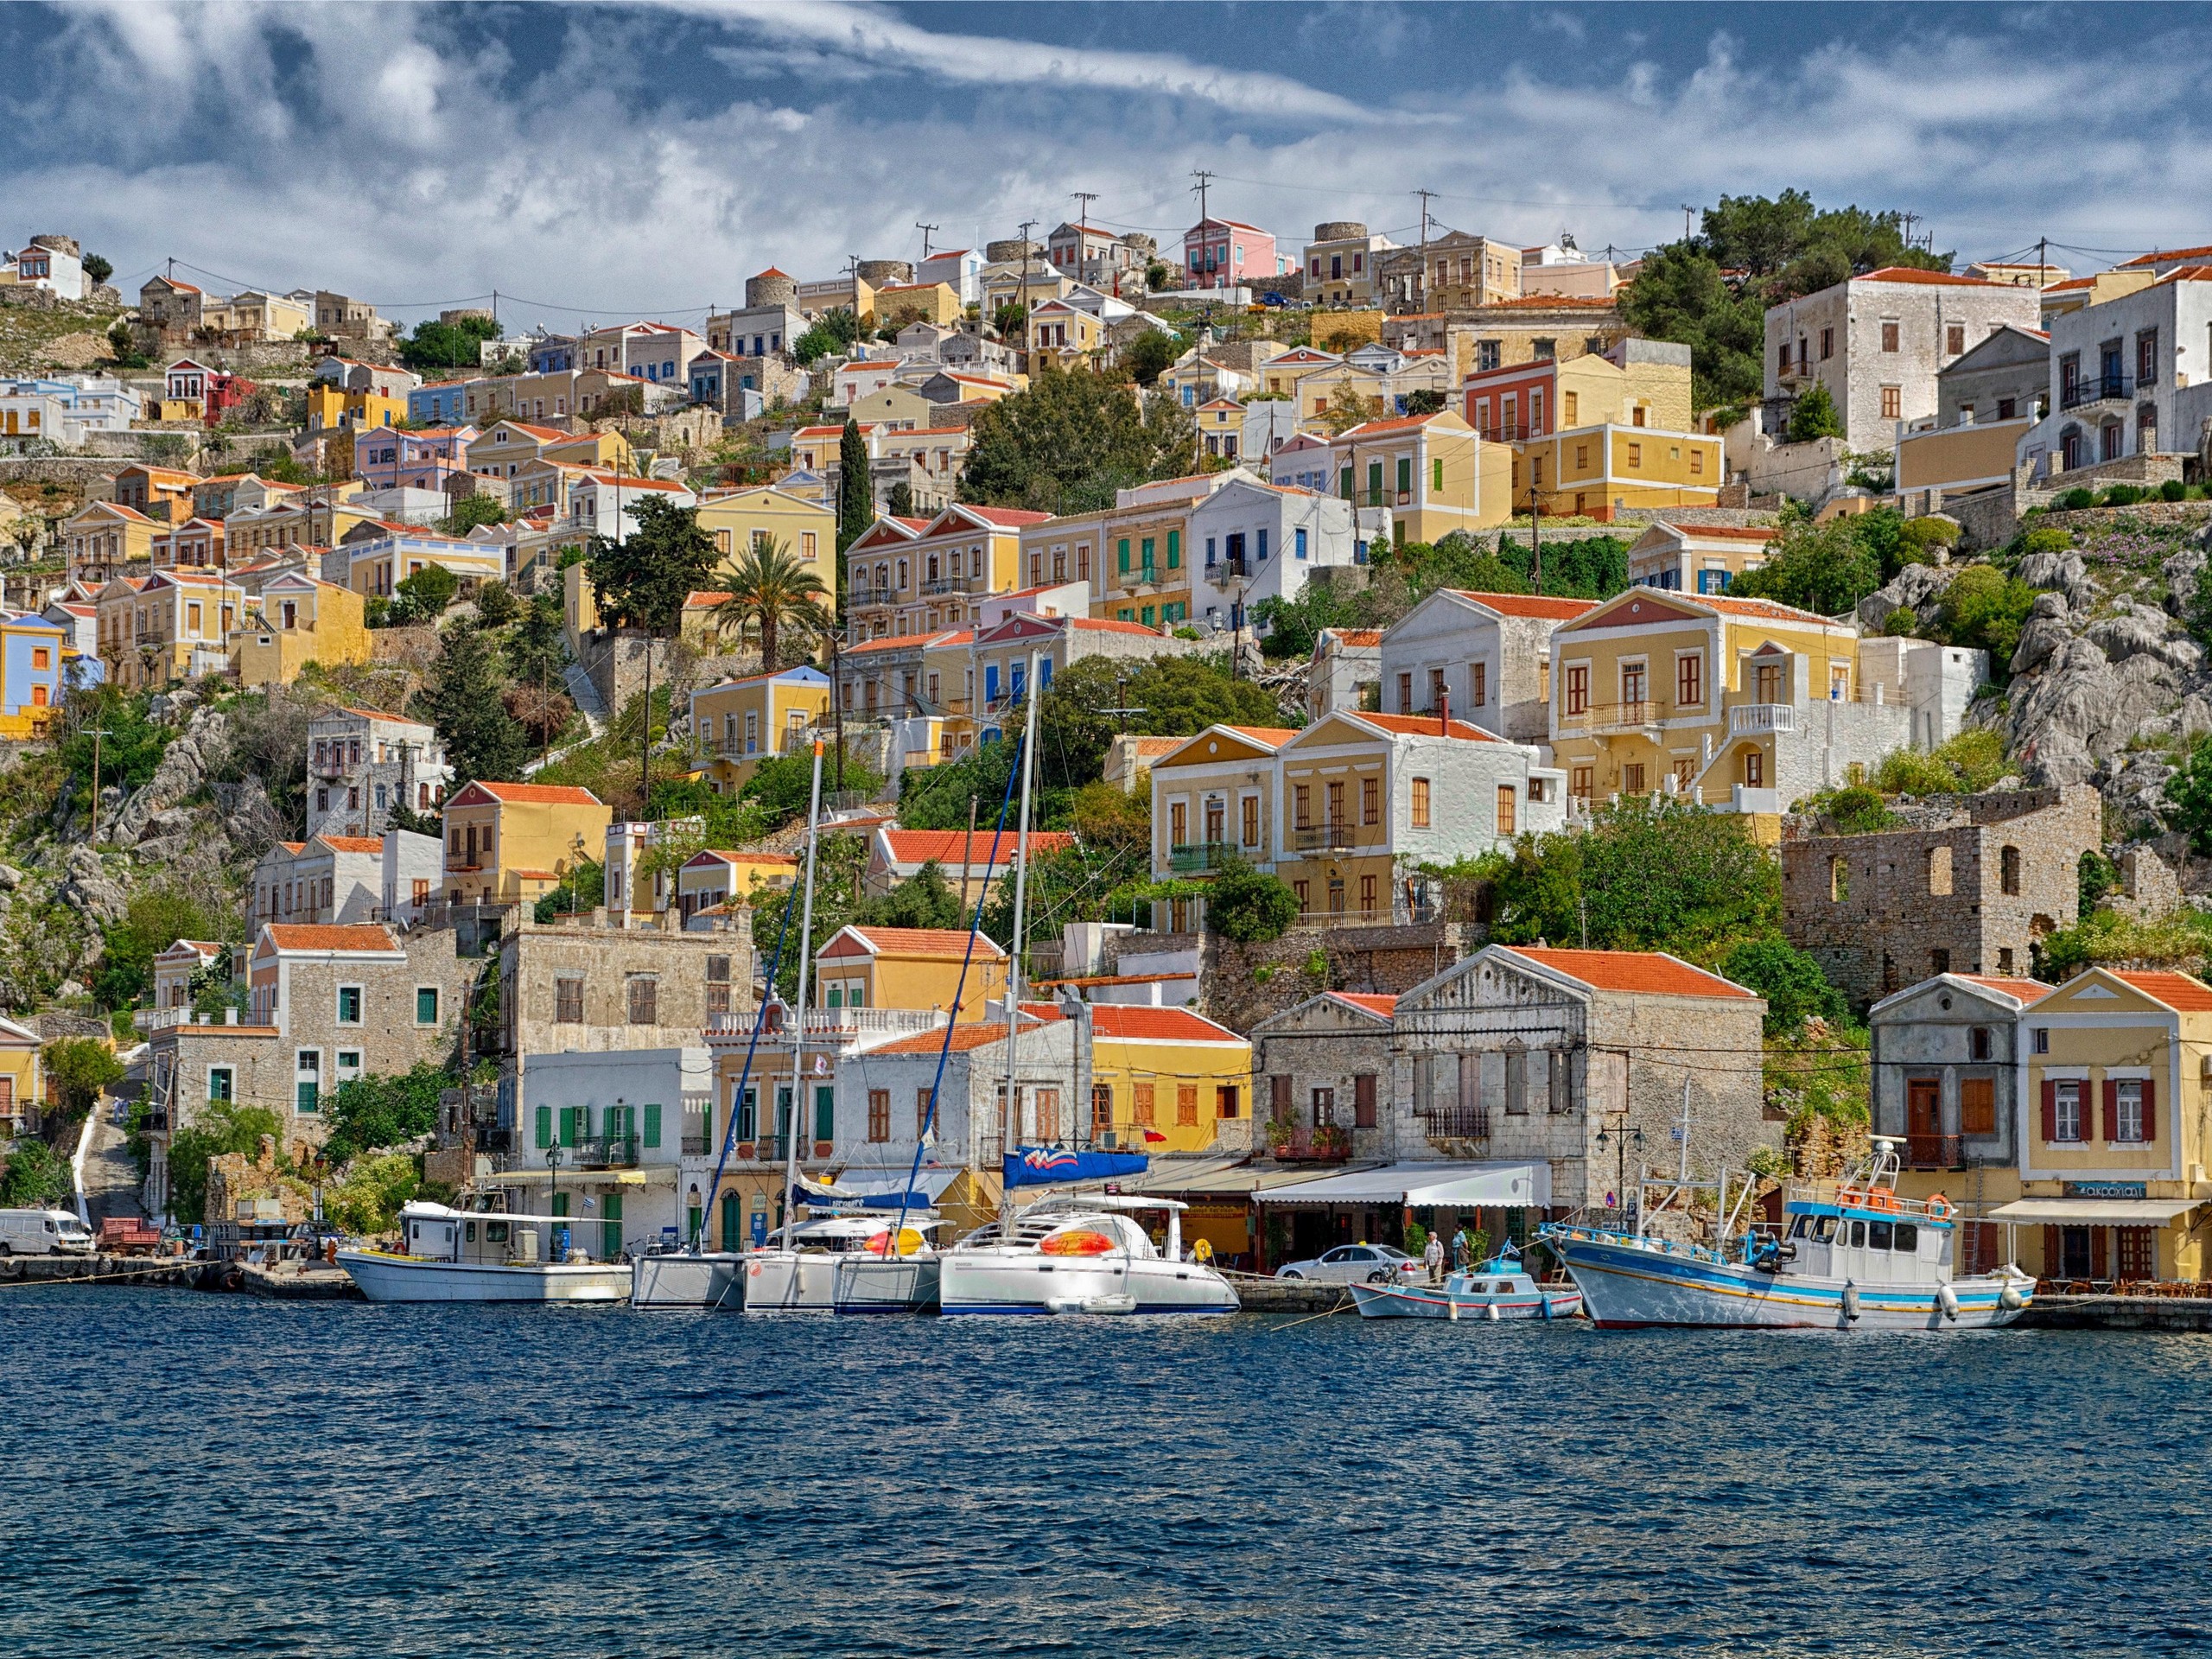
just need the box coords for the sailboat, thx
[934,652,1241,1317]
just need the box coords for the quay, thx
[0,1255,195,1290]
[2015,1294,2212,1333]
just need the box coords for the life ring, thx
[1926,1194,1953,1220]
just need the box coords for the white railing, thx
[1728,702,1796,736]
[134,1008,191,1033]
[704,1007,948,1040]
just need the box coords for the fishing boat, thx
[939,1190,1239,1316]
[742,1212,943,1313]
[1541,1136,2033,1331]
[336,1201,630,1302]
[1348,1244,1583,1321]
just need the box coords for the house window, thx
[1626,442,1642,467]
[2115,1079,2147,1142]
[2052,1080,2084,1143]
[1429,668,1447,711]
[416,987,439,1026]
[1961,1077,1996,1135]
[2001,844,2021,895]
[1565,665,1588,716]
[1242,797,1260,846]
[1881,385,1901,419]
[555,976,584,1023]
[1622,762,1646,794]
[1293,785,1310,830]
[1743,749,1764,788]
[1362,777,1380,825]
[868,1089,890,1142]
[1676,654,1702,707]
[1397,672,1414,714]
[336,986,363,1025]
[2034,1027,2049,1055]
[1411,778,1432,828]
[295,1050,321,1115]
[1820,327,1834,360]
[1179,1084,1199,1127]
[626,975,658,1026]
[1881,320,1900,353]
[207,1066,233,1103]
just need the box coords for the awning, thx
[496,1165,682,1188]
[1986,1198,2200,1224]
[1255,1161,1551,1209]
[1114,1158,1332,1198]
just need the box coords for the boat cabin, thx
[1780,1195,1954,1284]
[400,1202,567,1266]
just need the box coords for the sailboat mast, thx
[998,652,1043,1235]
[780,739,827,1243]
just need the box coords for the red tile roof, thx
[1331,992,1398,1019]
[455,781,606,806]
[262,924,401,953]
[870,1020,1034,1056]
[1503,948,1756,1000]
[1322,628,1382,647]
[1857,266,2001,287]
[959,506,1052,526]
[314,836,383,854]
[1646,524,1778,543]
[1698,594,1847,626]
[1089,1006,1246,1043]
[1950,975,2056,1006]
[1067,617,1161,637]
[2111,970,2212,1011]
[833,925,1007,959]
[1449,589,1599,620]
[1357,711,1499,742]
[879,830,1072,867]
[2122,245,2212,266]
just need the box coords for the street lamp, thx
[1593,1122,1644,1219]
[545,1137,566,1258]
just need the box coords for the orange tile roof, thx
[263,924,401,953]
[1089,1006,1245,1043]
[1331,992,1398,1019]
[879,830,1072,866]
[314,836,383,853]
[960,506,1053,526]
[2121,245,2212,266]
[1322,628,1382,647]
[870,1020,1037,1056]
[1647,524,1778,543]
[2111,970,2212,1011]
[1503,948,1755,1000]
[1697,594,1847,626]
[1338,413,1453,438]
[1449,589,1599,620]
[1357,711,1499,742]
[1857,266,2000,287]
[1033,972,1198,988]
[836,925,1007,959]
[1224,725,1300,746]
[459,781,606,806]
[1067,617,1161,637]
[1950,975,2056,1006]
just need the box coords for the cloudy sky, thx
[4,2,2209,332]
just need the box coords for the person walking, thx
[1424,1228,1445,1286]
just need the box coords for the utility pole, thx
[1414,188,1436,308]
[1015,219,1037,335]
[85,709,112,847]
[915,221,938,260]
[1072,191,1098,229]
[1190,170,1214,284]
[1681,204,1696,242]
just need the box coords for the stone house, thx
[1379,588,1597,744]
[494,909,755,1068]
[1782,785,2101,1005]
[306,708,452,840]
[1866,971,2053,1267]
[1250,990,1398,1163]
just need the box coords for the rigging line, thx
[696,864,805,1239]
[891,722,1026,1250]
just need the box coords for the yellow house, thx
[690,666,834,792]
[439,781,612,907]
[1625,523,1780,595]
[96,569,239,690]
[230,572,371,687]
[1328,410,1510,542]
[843,383,944,430]
[340,529,504,601]
[1548,588,1864,808]
[1253,346,1345,403]
[1024,473,1234,631]
[1084,1004,1252,1157]
[64,501,158,587]
[813,925,1008,1020]
[843,503,1050,642]
[0,1013,43,1142]
[677,850,798,920]
[1026,300,1103,371]
[466,421,632,485]
[871,281,963,327]
[1512,424,1721,517]
[1148,723,1300,930]
[1465,345,1694,447]
[303,384,404,436]
[692,485,836,591]
[2008,967,2212,1283]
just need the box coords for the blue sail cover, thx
[1002,1146,1149,1189]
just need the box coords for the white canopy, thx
[1254,1161,1551,1209]
[1986,1198,2198,1225]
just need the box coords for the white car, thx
[1274,1243,1419,1284]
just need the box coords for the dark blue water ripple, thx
[3,1289,2209,1657]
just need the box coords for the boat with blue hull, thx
[1348,1245,1583,1321]
[1542,1137,2033,1332]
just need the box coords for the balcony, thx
[1168,841,1243,874]
[1728,702,1796,737]
[1268,1124,1352,1164]
[1417,1106,1490,1142]
[570,1134,639,1170]
[1555,699,1662,736]
[705,1006,947,1043]
[1904,1134,1963,1171]
[920,574,986,597]
[1207,557,1249,582]
[682,1135,710,1157]
[2060,372,2132,412]
[1290,822,1357,852]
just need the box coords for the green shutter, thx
[1433,456,1444,492]
[558,1106,577,1147]
[535,1104,552,1148]
[815,1084,836,1143]
[1396,457,1411,494]
[1338,467,1352,499]
[1141,537,1154,575]
[416,987,438,1025]
[1141,605,1156,627]
[720,1192,740,1250]
[1166,530,1180,569]
[643,1103,661,1148]
[1117,538,1130,573]
[1367,460,1382,505]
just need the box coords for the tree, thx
[1319,385,1385,436]
[791,307,862,367]
[742,746,884,830]
[853,860,964,931]
[886,481,915,519]
[836,416,874,566]
[1119,327,1182,387]
[586,495,720,635]
[1931,564,2037,664]
[709,537,830,670]
[413,620,533,784]
[1727,512,1897,616]
[472,579,520,627]
[992,301,1029,338]
[0,1137,71,1208]
[45,1037,124,1116]
[1784,380,1845,442]
[385,563,459,627]
[1717,938,1848,1034]
[1485,796,1783,960]
[440,493,509,536]
[1253,570,1364,660]
[1402,389,1448,416]
[94,889,229,1009]
[398,315,501,374]
[1492,533,1630,601]
[508,590,569,684]
[167,1103,284,1224]
[323,1063,453,1161]
[1205,860,1301,942]
[2166,733,2212,855]
[58,684,169,826]
[958,361,1196,515]
[81,252,113,285]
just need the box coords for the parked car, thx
[0,1208,97,1255]
[1274,1243,1418,1284]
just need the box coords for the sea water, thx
[3,1288,2209,1656]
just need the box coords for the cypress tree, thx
[836,416,873,607]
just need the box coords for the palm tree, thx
[710,537,831,671]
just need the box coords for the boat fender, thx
[1999,1276,2027,1311]
[1540,1291,1552,1321]
[1447,1297,1459,1322]
[1936,1283,1960,1321]
[1841,1281,1861,1323]
[1485,1300,1500,1322]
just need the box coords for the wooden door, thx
[1907,1078,1941,1164]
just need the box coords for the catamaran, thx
[1541,1135,2032,1331]
[337,1200,631,1302]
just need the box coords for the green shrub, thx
[1932,564,2037,664]
[1872,729,2008,797]
[1207,861,1302,943]
[1718,938,1849,1035]
[1898,517,1961,559]
[2163,480,2189,503]
[1882,605,1919,637]
[2101,484,2145,508]
[1820,785,1895,835]
[2019,527,2071,556]
[2055,487,2096,511]
[2079,849,2119,916]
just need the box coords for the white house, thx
[1379,588,1600,745]
[1188,476,1358,635]
[917,248,984,307]
[5,240,84,301]
[569,474,697,543]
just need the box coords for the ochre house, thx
[440,781,612,908]
[811,925,1008,1021]
[690,666,833,793]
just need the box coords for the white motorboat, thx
[939,1194,1239,1316]
[336,1201,630,1303]
[630,1249,746,1309]
[741,1214,942,1314]
[1349,1246,1583,1320]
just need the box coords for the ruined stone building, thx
[1782,785,2101,1006]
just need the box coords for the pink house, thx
[1181,217,1281,291]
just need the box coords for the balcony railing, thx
[1168,841,1243,874]
[921,574,987,596]
[570,1134,639,1169]
[1728,702,1796,736]
[1290,822,1357,851]
[1417,1106,1491,1141]
[706,1006,946,1041]
[1207,557,1249,581]
[1268,1125,1353,1163]
[1556,699,1660,735]
[1476,423,1535,442]
[1904,1134,1963,1171]
[2059,372,2132,411]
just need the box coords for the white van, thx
[0,1208,96,1255]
